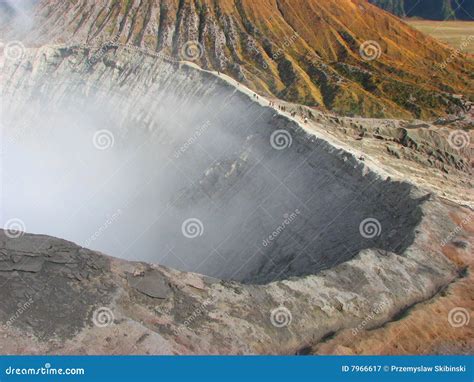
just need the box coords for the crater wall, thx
[2,46,424,283]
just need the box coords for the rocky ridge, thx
[1,0,473,119]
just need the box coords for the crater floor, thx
[2,46,425,283]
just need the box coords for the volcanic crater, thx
[1,45,426,284]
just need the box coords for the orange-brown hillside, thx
[4,0,474,118]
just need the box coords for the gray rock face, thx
[2,46,426,284]
[128,270,172,299]
[0,194,465,354]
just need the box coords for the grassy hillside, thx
[407,20,474,54]
[370,0,474,20]
[2,0,473,118]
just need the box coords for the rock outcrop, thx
[0,192,471,354]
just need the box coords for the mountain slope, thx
[1,0,473,118]
[369,0,474,20]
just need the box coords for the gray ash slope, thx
[2,45,423,284]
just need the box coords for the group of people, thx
[220,74,309,125]
[266,99,309,123]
